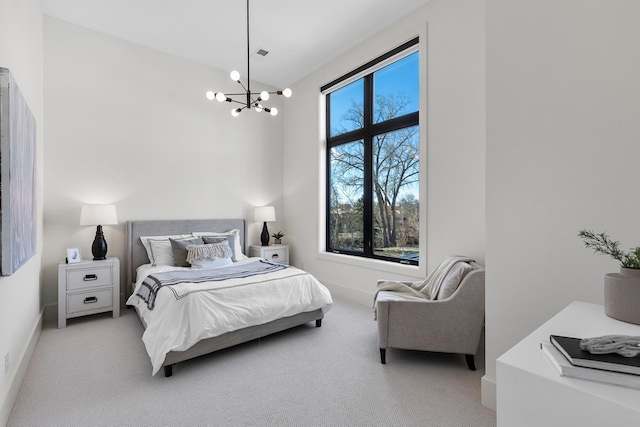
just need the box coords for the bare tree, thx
[330,142,365,250]
[330,93,419,249]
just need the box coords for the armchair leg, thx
[465,354,476,371]
[380,348,386,364]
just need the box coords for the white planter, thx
[604,267,640,325]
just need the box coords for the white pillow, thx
[140,234,192,265]
[190,257,233,269]
[149,240,175,266]
[436,262,474,300]
[192,229,247,260]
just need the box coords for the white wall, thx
[42,18,285,312]
[484,0,640,409]
[0,0,44,424]
[283,0,485,305]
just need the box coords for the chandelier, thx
[206,0,292,117]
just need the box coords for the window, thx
[324,38,420,265]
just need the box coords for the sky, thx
[330,51,419,136]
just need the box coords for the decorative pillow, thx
[186,242,233,269]
[201,235,237,261]
[436,262,474,300]
[192,229,246,260]
[170,237,204,267]
[140,234,192,265]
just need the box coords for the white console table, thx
[497,301,640,426]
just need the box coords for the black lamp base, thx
[91,225,108,260]
[260,222,270,246]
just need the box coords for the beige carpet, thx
[8,297,496,427]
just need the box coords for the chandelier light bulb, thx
[282,88,292,98]
[260,91,270,101]
[254,104,263,112]
[230,70,241,82]
[206,91,215,100]
[231,108,241,117]
[215,92,227,102]
[270,107,278,116]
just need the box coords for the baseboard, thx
[0,309,43,427]
[318,278,372,307]
[481,375,497,411]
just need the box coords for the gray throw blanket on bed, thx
[372,256,474,319]
[137,259,287,310]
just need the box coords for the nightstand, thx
[250,245,289,264]
[58,257,120,328]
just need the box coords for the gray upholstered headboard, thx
[126,219,245,292]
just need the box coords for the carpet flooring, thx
[8,297,496,426]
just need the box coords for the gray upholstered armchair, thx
[374,261,485,370]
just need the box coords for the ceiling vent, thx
[251,48,269,62]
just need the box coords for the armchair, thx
[375,261,485,369]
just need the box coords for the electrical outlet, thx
[4,352,8,375]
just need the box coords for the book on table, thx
[550,335,640,376]
[540,341,640,390]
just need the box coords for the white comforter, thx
[126,258,333,375]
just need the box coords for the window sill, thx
[316,251,425,279]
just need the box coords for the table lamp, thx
[80,204,118,260]
[254,206,276,246]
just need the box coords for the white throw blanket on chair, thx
[412,255,474,299]
[373,256,474,319]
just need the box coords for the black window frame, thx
[323,37,420,266]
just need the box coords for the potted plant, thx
[271,231,284,245]
[578,229,640,324]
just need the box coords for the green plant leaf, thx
[578,229,640,269]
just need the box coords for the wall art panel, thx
[0,67,37,276]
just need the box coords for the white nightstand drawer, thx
[67,288,113,314]
[66,266,113,291]
[262,247,287,263]
[250,245,289,264]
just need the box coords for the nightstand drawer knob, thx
[84,296,98,304]
[83,274,98,281]
[272,254,279,258]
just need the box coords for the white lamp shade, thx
[80,204,118,226]
[254,206,276,222]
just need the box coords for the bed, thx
[125,219,333,377]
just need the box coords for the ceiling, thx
[40,0,430,88]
